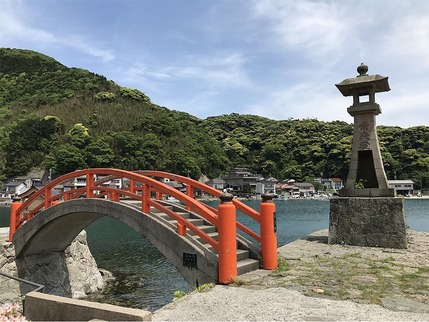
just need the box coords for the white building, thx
[255,177,278,195]
[1,181,28,198]
[388,180,414,196]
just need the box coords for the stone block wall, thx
[328,197,407,249]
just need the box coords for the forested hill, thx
[1,48,429,189]
[0,48,229,180]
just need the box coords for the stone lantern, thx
[328,64,407,249]
[335,63,394,197]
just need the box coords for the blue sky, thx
[1,0,428,128]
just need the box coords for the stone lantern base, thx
[328,197,407,249]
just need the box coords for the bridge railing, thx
[135,171,277,270]
[136,170,263,242]
[9,168,277,283]
[91,170,263,244]
[10,169,219,242]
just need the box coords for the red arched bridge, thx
[9,168,277,287]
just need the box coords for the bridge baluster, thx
[260,194,278,270]
[8,197,21,241]
[129,179,135,193]
[155,191,162,200]
[44,188,52,209]
[108,192,119,202]
[177,222,186,236]
[217,193,237,284]
[141,184,150,213]
[186,185,194,211]
[86,173,94,198]
[186,185,194,198]
[114,192,120,202]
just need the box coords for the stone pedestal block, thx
[328,197,407,249]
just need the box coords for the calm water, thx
[0,205,10,227]
[85,198,429,311]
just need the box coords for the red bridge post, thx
[260,193,278,269]
[142,184,150,213]
[86,173,94,198]
[44,188,51,210]
[8,198,21,241]
[217,193,237,284]
[129,179,135,194]
[177,222,186,236]
[186,185,194,211]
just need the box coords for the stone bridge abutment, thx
[13,199,218,295]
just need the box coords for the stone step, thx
[157,212,191,220]
[188,225,217,235]
[201,243,216,253]
[200,243,250,261]
[236,249,251,261]
[150,205,173,213]
[151,207,260,276]
[183,218,204,226]
[154,211,217,237]
[193,232,218,243]
[161,216,205,227]
[237,258,260,275]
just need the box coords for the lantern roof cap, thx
[335,63,390,97]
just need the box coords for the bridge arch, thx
[10,168,278,291]
[13,198,219,288]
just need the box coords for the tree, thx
[52,144,87,174]
[167,150,202,179]
[110,131,148,170]
[3,115,65,177]
[85,138,114,168]
[68,123,92,149]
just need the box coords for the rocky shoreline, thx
[2,227,429,320]
[153,229,429,321]
[242,229,429,310]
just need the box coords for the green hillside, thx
[1,48,429,190]
[0,48,229,180]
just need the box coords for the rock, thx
[65,231,105,297]
[0,230,108,305]
[381,295,429,313]
[313,288,325,294]
[99,268,115,283]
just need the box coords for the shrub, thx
[94,91,116,102]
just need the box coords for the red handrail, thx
[9,168,278,282]
[137,170,262,242]
[11,169,218,238]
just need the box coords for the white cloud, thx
[1,0,428,128]
[381,15,429,72]
[238,0,429,128]
[170,52,251,87]
[171,31,198,45]
[61,35,115,62]
[243,79,347,122]
[162,90,221,116]
[249,0,355,64]
[380,89,429,127]
[117,51,252,91]
[0,0,114,62]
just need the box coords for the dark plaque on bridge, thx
[183,252,197,268]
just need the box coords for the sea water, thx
[85,198,429,311]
